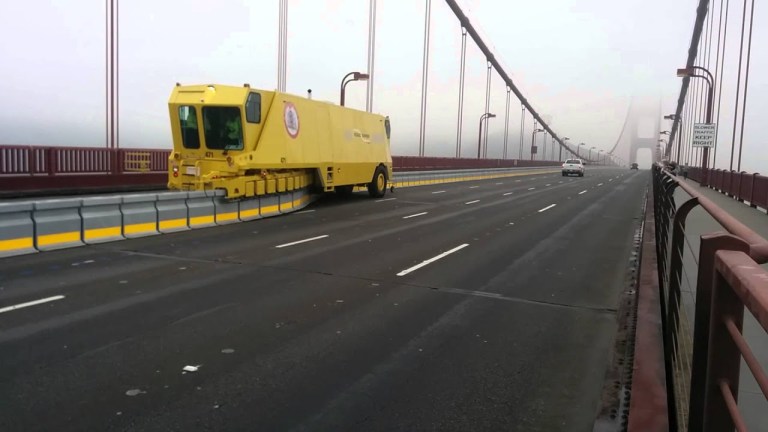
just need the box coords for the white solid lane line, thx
[403,212,428,219]
[578,190,588,195]
[294,209,315,214]
[503,192,513,196]
[597,183,604,187]
[431,190,446,194]
[0,295,66,315]
[469,186,479,189]
[538,204,557,213]
[376,198,397,202]
[396,244,470,277]
[465,200,480,205]
[275,235,329,248]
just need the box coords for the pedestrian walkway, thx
[673,175,767,432]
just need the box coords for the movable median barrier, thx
[0,201,36,257]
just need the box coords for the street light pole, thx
[561,137,570,161]
[340,71,370,107]
[677,66,714,185]
[530,128,544,161]
[477,112,495,159]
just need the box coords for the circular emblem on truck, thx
[283,102,300,138]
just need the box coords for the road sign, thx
[692,123,716,148]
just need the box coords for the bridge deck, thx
[0,168,646,431]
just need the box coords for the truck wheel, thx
[368,166,387,198]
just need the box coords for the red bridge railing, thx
[687,167,768,212]
[0,145,565,196]
[0,145,169,175]
[652,165,768,431]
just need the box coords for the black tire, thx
[335,185,354,196]
[368,166,387,198]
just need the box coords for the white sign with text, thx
[692,123,716,148]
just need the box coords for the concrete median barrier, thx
[186,191,216,229]
[260,194,280,218]
[156,192,189,233]
[81,196,124,244]
[239,196,261,221]
[122,194,159,238]
[278,192,295,213]
[0,201,37,257]
[212,190,240,225]
[33,198,84,251]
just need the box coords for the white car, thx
[562,159,585,177]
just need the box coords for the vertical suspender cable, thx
[455,27,467,158]
[503,87,510,159]
[418,0,432,156]
[729,0,749,171]
[712,0,729,169]
[519,107,525,160]
[366,0,377,113]
[736,0,754,172]
[482,62,491,158]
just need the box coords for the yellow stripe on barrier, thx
[291,195,309,207]
[84,226,122,241]
[159,218,187,230]
[0,237,34,252]
[280,201,294,212]
[239,208,259,218]
[261,204,279,214]
[124,222,156,235]
[190,215,215,226]
[217,212,238,222]
[37,231,80,247]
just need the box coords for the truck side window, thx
[178,106,200,149]
[245,92,261,124]
[384,117,391,140]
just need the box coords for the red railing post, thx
[700,257,745,432]
[749,173,758,208]
[46,147,56,175]
[687,233,750,432]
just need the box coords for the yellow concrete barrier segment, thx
[392,169,559,189]
[122,194,159,238]
[187,191,217,229]
[33,198,84,251]
[156,192,190,234]
[81,196,124,244]
[279,192,294,213]
[260,193,281,218]
[0,201,37,257]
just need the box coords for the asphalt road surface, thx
[0,168,648,431]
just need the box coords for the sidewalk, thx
[673,177,767,432]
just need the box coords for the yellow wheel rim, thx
[377,173,385,190]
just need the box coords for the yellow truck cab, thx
[167,84,393,199]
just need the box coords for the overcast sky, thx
[0,0,764,171]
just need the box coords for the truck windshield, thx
[202,106,243,151]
